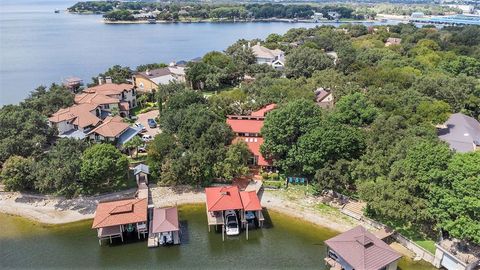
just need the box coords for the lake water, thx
[0,204,435,269]
[0,0,400,106]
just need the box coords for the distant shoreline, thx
[102,18,377,25]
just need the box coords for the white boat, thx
[159,231,173,245]
[224,210,239,236]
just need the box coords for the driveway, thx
[136,110,161,137]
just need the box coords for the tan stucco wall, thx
[134,76,158,93]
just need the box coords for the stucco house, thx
[133,64,186,93]
[87,116,142,146]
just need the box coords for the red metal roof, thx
[233,137,272,166]
[205,186,243,212]
[325,226,402,270]
[92,198,147,229]
[226,118,264,134]
[251,104,276,117]
[152,206,179,233]
[240,191,262,211]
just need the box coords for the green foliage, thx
[79,144,129,195]
[429,152,480,244]
[92,65,132,85]
[315,159,354,195]
[136,63,167,72]
[124,136,144,158]
[34,138,89,197]
[330,92,378,127]
[0,105,55,163]
[21,84,74,116]
[416,100,451,124]
[214,141,250,180]
[285,47,334,78]
[294,122,365,175]
[104,10,134,21]
[261,99,322,173]
[0,156,36,191]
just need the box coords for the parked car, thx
[147,118,157,128]
[134,122,147,132]
[142,134,153,142]
[224,210,239,236]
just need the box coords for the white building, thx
[250,42,285,70]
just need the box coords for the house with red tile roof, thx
[48,103,102,139]
[83,82,137,114]
[92,198,148,245]
[226,104,276,168]
[87,116,142,147]
[49,82,139,141]
[325,225,402,270]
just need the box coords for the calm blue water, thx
[0,0,397,105]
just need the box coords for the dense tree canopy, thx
[0,105,55,163]
[79,144,129,195]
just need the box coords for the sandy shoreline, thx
[0,186,353,233]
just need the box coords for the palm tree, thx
[124,136,144,158]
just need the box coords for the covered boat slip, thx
[92,198,148,245]
[148,206,181,248]
[205,186,265,241]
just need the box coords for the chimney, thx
[105,77,112,84]
[242,44,246,51]
[98,76,104,85]
[247,41,251,48]
[146,69,150,76]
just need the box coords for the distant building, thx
[385,37,402,47]
[63,77,83,92]
[325,225,402,270]
[411,12,425,18]
[437,113,480,153]
[249,43,285,70]
[314,88,334,109]
[312,12,324,22]
[445,4,475,14]
[327,11,341,20]
[133,64,186,93]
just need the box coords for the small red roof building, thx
[151,207,180,233]
[205,186,244,212]
[251,104,276,117]
[240,191,262,211]
[92,198,147,229]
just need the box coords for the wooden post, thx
[109,236,112,244]
[246,222,249,240]
[222,224,225,241]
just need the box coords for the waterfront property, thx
[133,64,186,93]
[226,104,276,169]
[92,198,148,245]
[437,113,480,152]
[409,14,480,26]
[325,225,402,270]
[149,206,181,247]
[48,82,142,146]
[205,186,264,241]
[250,43,285,70]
